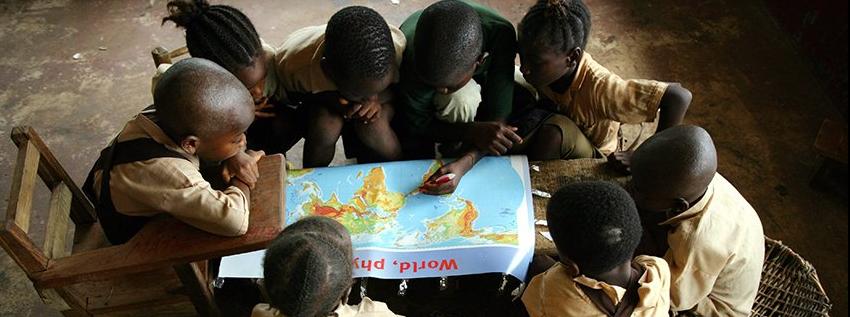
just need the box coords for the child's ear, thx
[672,197,691,214]
[568,47,582,67]
[179,135,200,155]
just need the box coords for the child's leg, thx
[352,103,402,162]
[304,104,344,167]
[524,114,597,160]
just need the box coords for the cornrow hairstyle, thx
[324,6,396,82]
[163,0,262,72]
[519,0,592,53]
[263,217,353,317]
[546,181,642,276]
[414,0,484,84]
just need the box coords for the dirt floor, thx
[0,0,846,316]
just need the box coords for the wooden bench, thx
[1,126,286,316]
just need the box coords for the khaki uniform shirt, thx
[539,53,669,155]
[92,114,250,237]
[662,173,765,316]
[273,24,406,94]
[251,297,403,317]
[522,256,672,317]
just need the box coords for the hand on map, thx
[223,150,265,189]
[607,150,633,175]
[421,154,476,195]
[465,122,523,155]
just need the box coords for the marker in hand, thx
[432,173,456,185]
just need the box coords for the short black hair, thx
[546,181,641,276]
[154,58,253,140]
[163,0,262,72]
[324,6,396,82]
[263,217,353,317]
[414,0,484,84]
[519,0,591,53]
[631,125,718,201]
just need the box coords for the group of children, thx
[80,0,767,315]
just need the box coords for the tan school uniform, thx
[251,297,404,317]
[522,256,672,317]
[92,114,250,237]
[273,24,406,95]
[661,173,765,316]
[539,53,669,155]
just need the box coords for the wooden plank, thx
[67,267,185,312]
[89,298,195,317]
[169,46,189,59]
[44,183,74,259]
[174,262,220,317]
[0,223,49,274]
[32,154,286,289]
[39,288,72,311]
[10,126,96,224]
[7,139,40,232]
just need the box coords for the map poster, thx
[219,156,535,281]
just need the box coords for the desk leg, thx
[174,261,221,317]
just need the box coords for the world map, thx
[286,157,527,249]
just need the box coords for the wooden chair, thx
[751,238,832,317]
[1,127,286,316]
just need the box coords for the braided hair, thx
[162,0,262,72]
[324,6,396,82]
[519,0,591,53]
[263,217,354,317]
[546,181,642,276]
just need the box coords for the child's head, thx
[546,181,642,277]
[163,0,269,104]
[630,125,718,214]
[414,0,484,95]
[323,6,397,105]
[518,0,591,88]
[153,58,254,162]
[263,217,353,317]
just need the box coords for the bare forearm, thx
[657,83,693,131]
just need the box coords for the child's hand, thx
[465,122,523,155]
[606,151,633,175]
[224,150,265,189]
[421,155,475,195]
[345,100,381,124]
[254,98,276,119]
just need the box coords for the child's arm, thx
[657,83,693,131]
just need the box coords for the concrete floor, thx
[0,0,846,316]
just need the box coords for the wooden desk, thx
[530,159,630,255]
[32,154,287,289]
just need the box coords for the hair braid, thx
[519,0,591,53]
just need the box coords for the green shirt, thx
[397,0,517,137]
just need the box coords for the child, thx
[517,0,692,160]
[274,6,404,167]
[83,58,263,244]
[628,125,765,316]
[396,0,522,157]
[523,181,671,316]
[162,0,303,154]
[253,216,403,317]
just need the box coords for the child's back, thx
[522,181,671,317]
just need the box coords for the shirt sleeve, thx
[110,158,250,237]
[590,71,668,124]
[476,23,517,122]
[665,234,728,314]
